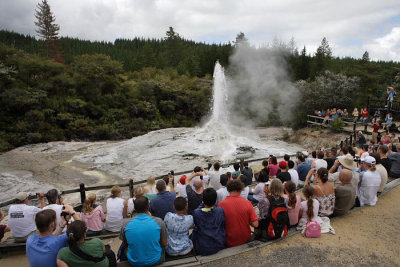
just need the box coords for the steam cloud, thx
[226,45,300,126]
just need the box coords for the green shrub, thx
[330,118,344,132]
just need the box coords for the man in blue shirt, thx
[387,86,396,111]
[150,179,176,220]
[296,154,311,182]
[26,207,74,267]
[120,196,168,266]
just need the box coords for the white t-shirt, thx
[358,170,381,206]
[252,182,266,202]
[9,204,42,237]
[176,183,187,199]
[314,159,328,171]
[43,204,64,226]
[240,186,250,200]
[375,164,388,193]
[216,187,229,204]
[127,198,135,216]
[105,197,124,232]
[300,199,323,225]
[208,171,222,190]
[288,169,299,186]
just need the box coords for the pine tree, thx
[362,51,370,62]
[34,0,63,62]
[233,32,249,47]
[314,37,332,74]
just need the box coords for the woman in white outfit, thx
[105,186,126,232]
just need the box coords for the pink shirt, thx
[81,205,104,231]
[283,194,301,226]
[269,164,279,176]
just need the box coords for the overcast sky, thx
[1,0,399,61]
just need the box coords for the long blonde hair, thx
[269,179,283,197]
[83,193,96,214]
[147,176,155,186]
[134,186,145,198]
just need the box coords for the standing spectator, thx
[241,161,254,186]
[216,174,230,204]
[105,186,126,232]
[150,180,176,220]
[0,210,10,241]
[81,193,104,236]
[276,161,291,183]
[9,192,45,242]
[232,163,241,179]
[283,181,301,227]
[378,145,392,174]
[189,166,210,189]
[176,175,188,199]
[268,156,279,177]
[296,154,311,184]
[218,180,258,247]
[185,172,204,215]
[164,197,194,256]
[57,220,111,267]
[287,160,299,187]
[208,162,222,190]
[192,188,225,256]
[385,113,393,133]
[333,169,356,216]
[387,86,396,111]
[26,209,70,267]
[120,196,168,266]
[372,121,380,144]
[356,156,381,206]
[361,107,369,124]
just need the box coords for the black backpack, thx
[265,196,289,240]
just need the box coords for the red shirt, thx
[362,110,368,118]
[218,195,258,247]
[373,124,380,133]
[268,164,279,176]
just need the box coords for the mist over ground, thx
[227,44,300,127]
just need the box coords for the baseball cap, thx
[279,161,287,169]
[16,192,28,201]
[362,156,376,165]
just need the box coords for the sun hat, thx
[338,155,357,169]
[15,192,28,201]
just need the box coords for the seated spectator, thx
[208,162,222,190]
[352,108,359,123]
[361,107,368,124]
[150,179,176,220]
[81,193,104,236]
[9,192,45,242]
[385,113,393,133]
[284,154,290,164]
[218,180,258,247]
[342,108,349,118]
[356,156,381,206]
[312,151,328,171]
[105,186,126,232]
[369,152,388,194]
[192,188,225,256]
[126,185,145,217]
[296,154,311,183]
[176,175,187,199]
[248,170,269,204]
[57,220,111,266]
[306,151,317,166]
[381,131,390,145]
[379,145,392,174]
[216,174,230,204]
[120,196,168,266]
[297,185,323,231]
[185,172,204,215]
[26,209,70,267]
[283,181,301,226]
[333,169,356,216]
[239,175,250,199]
[232,162,241,179]
[328,155,360,191]
[276,161,291,183]
[287,160,299,187]
[144,176,157,200]
[0,210,10,241]
[305,168,335,217]
[242,161,253,186]
[268,156,279,177]
[164,197,194,256]
[42,189,65,227]
[257,178,286,220]
[388,150,400,178]
[226,171,232,180]
[325,148,337,170]
[255,160,269,182]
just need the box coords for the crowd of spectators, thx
[1,141,400,266]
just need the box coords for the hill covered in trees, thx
[0,28,400,152]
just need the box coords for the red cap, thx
[179,175,187,185]
[279,161,287,169]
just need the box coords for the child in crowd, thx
[176,175,187,199]
[239,175,250,200]
[283,181,301,227]
[297,186,323,231]
[126,186,145,217]
[105,186,125,232]
[232,163,241,179]
[164,197,194,256]
[268,156,279,177]
[81,193,104,236]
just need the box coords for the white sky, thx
[1,0,399,61]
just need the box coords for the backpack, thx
[266,196,289,240]
[304,221,321,238]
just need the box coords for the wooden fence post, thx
[340,141,343,148]
[350,135,353,146]
[240,158,244,172]
[353,122,357,143]
[129,179,134,198]
[79,183,86,204]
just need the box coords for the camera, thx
[60,206,69,219]
[168,170,174,176]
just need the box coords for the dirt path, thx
[1,185,399,267]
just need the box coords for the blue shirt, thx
[26,234,68,267]
[124,214,168,267]
[164,212,194,255]
[296,162,311,181]
[150,191,176,220]
[192,204,225,256]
